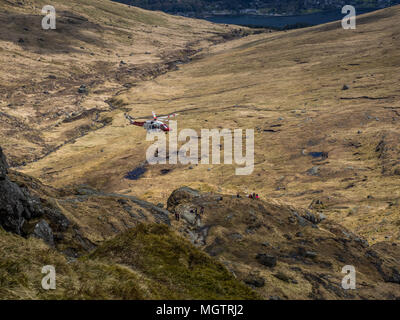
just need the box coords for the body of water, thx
[204,8,378,29]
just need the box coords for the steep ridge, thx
[167,187,400,299]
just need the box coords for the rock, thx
[307,166,320,176]
[0,147,58,239]
[44,207,70,232]
[298,247,318,259]
[342,84,349,90]
[229,233,243,241]
[303,211,325,224]
[291,211,309,227]
[256,253,277,268]
[78,85,87,94]
[381,267,400,284]
[167,187,202,211]
[273,272,291,283]
[205,238,225,257]
[0,147,8,179]
[305,251,318,258]
[32,220,54,246]
[0,148,42,234]
[244,275,265,288]
[181,210,197,225]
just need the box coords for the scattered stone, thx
[244,275,265,288]
[32,220,54,246]
[307,166,320,176]
[298,247,317,259]
[342,84,349,90]
[256,253,277,268]
[229,233,243,241]
[78,85,87,94]
[273,272,291,283]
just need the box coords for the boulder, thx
[167,187,202,211]
[32,220,54,246]
[0,147,43,235]
[0,147,8,179]
[307,166,320,176]
[244,275,265,288]
[256,253,277,268]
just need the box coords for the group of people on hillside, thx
[236,192,260,200]
[248,192,260,200]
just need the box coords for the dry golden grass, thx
[0,0,243,164]
[0,224,257,300]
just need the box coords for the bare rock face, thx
[167,187,202,211]
[0,147,44,236]
[32,220,55,247]
[167,186,400,300]
[0,147,9,180]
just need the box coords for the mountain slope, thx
[0,223,257,300]
[166,187,400,300]
[0,0,247,166]
[2,1,400,300]
[23,5,400,245]
[0,147,257,300]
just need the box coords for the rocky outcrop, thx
[167,187,202,211]
[0,147,43,235]
[167,187,400,300]
[0,147,8,179]
[375,132,400,176]
[0,147,70,247]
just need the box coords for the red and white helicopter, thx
[124,111,178,133]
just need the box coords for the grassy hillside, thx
[166,187,400,299]
[0,0,246,166]
[2,0,400,300]
[23,5,400,245]
[0,224,257,299]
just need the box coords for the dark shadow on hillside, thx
[0,10,110,54]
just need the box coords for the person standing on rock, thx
[200,206,204,215]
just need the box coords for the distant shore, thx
[200,8,380,29]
